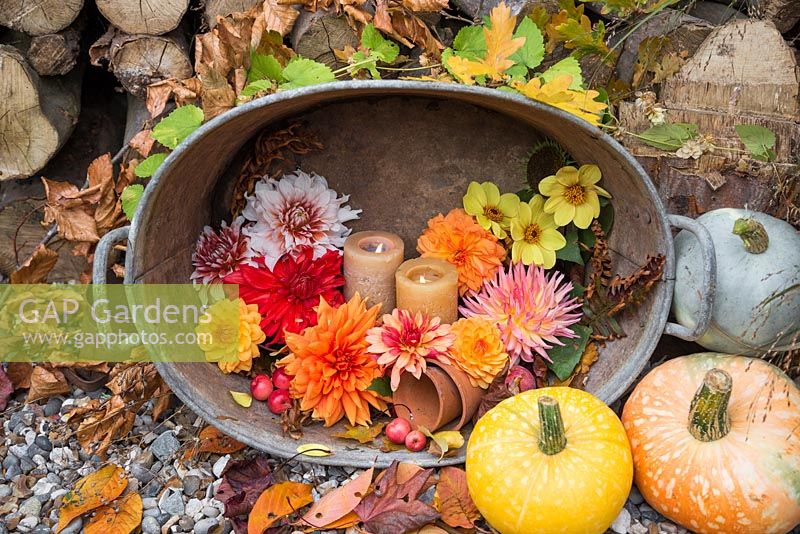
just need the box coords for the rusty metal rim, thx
[129,80,675,467]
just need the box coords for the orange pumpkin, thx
[622,353,800,534]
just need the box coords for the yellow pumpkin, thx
[466,387,633,534]
[622,353,800,534]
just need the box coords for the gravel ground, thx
[0,389,696,534]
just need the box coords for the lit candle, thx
[395,257,458,323]
[343,231,405,315]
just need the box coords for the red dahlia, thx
[224,247,345,344]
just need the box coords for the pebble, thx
[185,498,203,517]
[130,463,155,485]
[143,497,158,509]
[0,485,11,498]
[178,516,195,531]
[212,455,230,478]
[202,505,220,518]
[44,397,63,417]
[143,508,161,519]
[183,475,200,496]
[5,464,22,479]
[32,479,58,497]
[611,507,631,534]
[159,488,185,516]
[18,496,42,517]
[142,516,161,534]
[3,454,20,470]
[10,443,29,458]
[34,436,52,452]
[150,431,181,462]
[30,526,51,534]
[16,517,39,532]
[49,447,76,467]
[628,485,644,505]
[59,519,84,534]
[194,517,220,534]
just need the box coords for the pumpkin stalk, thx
[538,396,567,455]
[688,368,733,442]
[732,218,769,254]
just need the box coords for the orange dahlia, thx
[278,294,387,426]
[417,208,506,295]
[449,317,509,388]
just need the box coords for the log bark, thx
[90,29,193,98]
[451,0,552,20]
[744,0,800,32]
[0,0,83,36]
[26,29,80,76]
[204,0,261,28]
[290,9,359,69]
[95,0,189,35]
[0,45,81,181]
[618,19,800,221]
[688,1,746,25]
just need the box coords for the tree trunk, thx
[95,0,189,35]
[0,45,81,181]
[291,9,359,69]
[90,29,193,97]
[27,29,80,76]
[204,0,261,28]
[0,0,83,36]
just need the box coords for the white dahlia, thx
[242,170,361,268]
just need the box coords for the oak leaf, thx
[332,422,385,444]
[56,464,128,533]
[301,467,373,529]
[513,75,606,125]
[28,365,70,402]
[184,425,246,459]
[354,461,439,534]
[84,492,142,534]
[434,467,480,528]
[11,245,58,284]
[247,481,313,534]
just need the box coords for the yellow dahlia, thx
[463,181,520,239]
[538,164,611,229]
[197,298,265,374]
[417,208,506,295]
[449,317,509,389]
[510,194,566,268]
[279,294,387,427]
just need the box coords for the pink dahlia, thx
[460,263,582,364]
[191,216,250,284]
[242,170,361,268]
[223,247,345,344]
[366,309,455,391]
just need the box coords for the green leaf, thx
[734,124,777,162]
[121,184,144,221]
[248,53,284,83]
[350,50,380,79]
[151,105,204,150]
[546,324,591,380]
[637,122,698,151]
[539,57,584,89]
[134,153,167,178]
[452,25,487,60]
[367,376,392,397]
[240,79,275,97]
[516,188,536,202]
[361,23,399,63]
[279,58,335,89]
[556,227,583,265]
[509,17,544,70]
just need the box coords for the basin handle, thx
[664,214,716,341]
[92,226,132,285]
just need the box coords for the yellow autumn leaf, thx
[230,390,252,407]
[447,3,525,84]
[513,74,607,125]
[56,465,128,533]
[296,443,333,457]
[84,492,142,534]
[419,427,465,459]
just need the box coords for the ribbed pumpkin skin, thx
[466,387,633,534]
[622,353,800,534]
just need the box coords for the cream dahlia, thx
[366,309,455,391]
[242,170,361,268]
[191,216,250,284]
[460,262,582,364]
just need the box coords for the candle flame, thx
[375,242,384,253]
[419,275,428,284]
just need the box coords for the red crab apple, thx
[249,374,273,401]
[385,417,412,445]
[267,389,292,414]
[505,365,536,393]
[271,368,292,390]
[404,430,427,452]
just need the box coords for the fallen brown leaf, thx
[0,367,13,412]
[434,467,480,528]
[56,464,128,533]
[247,481,313,534]
[216,456,273,520]
[6,362,33,390]
[28,365,71,402]
[41,178,101,243]
[87,153,119,236]
[128,129,155,158]
[258,0,300,36]
[301,468,373,529]
[331,423,385,444]
[184,425,246,460]
[401,0,447,11]
[84,492,142,534]
[11,244,59,284]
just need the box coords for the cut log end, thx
[27,29,80,76]
[291,9,359,69]
[0,0,84,36]
[204,0,261,28]
[95,0,189,35]
[0,45,80,181]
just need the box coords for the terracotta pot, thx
[392,361,486,432]
[393,365,461,432]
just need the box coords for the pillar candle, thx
[343,231,405,315]
[395,257,459,324]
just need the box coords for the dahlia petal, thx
[573,202,595,229]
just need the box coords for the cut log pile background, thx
[0,0,797,284]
